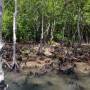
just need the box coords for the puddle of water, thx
[4,72,90,90]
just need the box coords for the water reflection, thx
[6,72,90,90]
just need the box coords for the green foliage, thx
[54,31,67,42]
[2,0,90,42]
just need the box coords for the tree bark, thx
[0,1,7,89]
[45,22,50,43]
[12,0,19,70]
[38,15,44,55]
[77,8,81,44]
[41,15,44,42]
[50,20,55,42]
[0,0,2,43]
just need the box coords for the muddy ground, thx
[2,42,90,76]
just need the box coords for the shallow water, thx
[5,72,90,90]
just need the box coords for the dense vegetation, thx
[3,0,90,43]
[1,1,90,90]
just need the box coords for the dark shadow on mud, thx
[66,74,85,90]
[21,83,43,90]
[58,70,86,90]
[21,74,44,90]
[66,79,85,90]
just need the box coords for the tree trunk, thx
[0,0,4,81]
[38,15,44,55]
[46,23,50,35]
[36,21,40,42]
[50,20,55,42]
[41,15,44,42]
[86,36,89,44]
[0,0,2,43]
[50,25,53,42]
[12,0,19,70]
[77,8,81,44]
[0,1,7,89]
[45,22,50,43]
